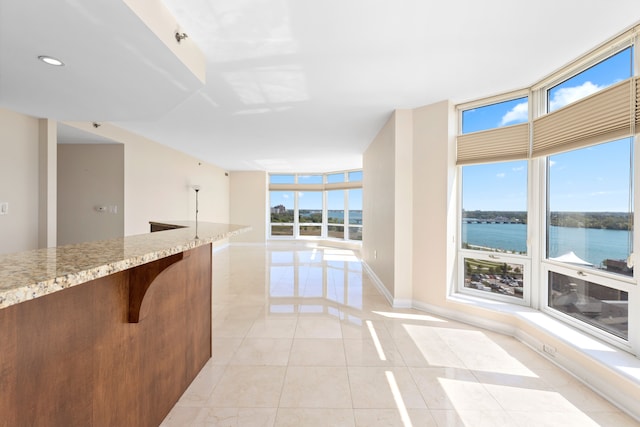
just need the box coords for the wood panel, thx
[0,244,212,427]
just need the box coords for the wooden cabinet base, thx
[0,244,212,427]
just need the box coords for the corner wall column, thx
[38,119,57,248]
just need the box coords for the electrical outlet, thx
[374,250,377,259]
[0,202,8,215]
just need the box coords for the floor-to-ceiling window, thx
[458,95,531,304]
[269,171,363,242]
[456,31,638,353]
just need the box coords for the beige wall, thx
[411,100,457,305]
[363,101,456,305]
[57,144,125,245]
[229,171,267,243]
[62,122,230,237]
[0,109,40,254]
[393,109,414,304]
[363,112,396,295]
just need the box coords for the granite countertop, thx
[0,221,248,310]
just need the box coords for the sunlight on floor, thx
[386,371,413,427]
[373,310,448,322]
[404,325,537,377]
[366,320,387,361]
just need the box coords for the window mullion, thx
[294,191,299,239]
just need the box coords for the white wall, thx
[229,171,267,243]
[0,109,40,254]
[62,122,230,236]
[57,144,125,245]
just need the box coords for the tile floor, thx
[161,244,639,426]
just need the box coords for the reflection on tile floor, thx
[161,245,639,427]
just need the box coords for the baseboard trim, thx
[361,261,394,305]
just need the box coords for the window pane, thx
[270,174,295,184]
[298,191,322,223]
[348,189,362,225]
[547,47,632,113]
[462,97,528,134]
[271,225,293,236]
[328,225,344,239]
[298,174,323,184]
[548,271,628,340]
[328,190,345,225]
[348,226,362,241]
[547,138,633,276]
[299,225,321,236]
[463,257,524,299]
[327,173,345,183]
[461,160,527,254]
[270,191,294,223]
[348,171,363,182]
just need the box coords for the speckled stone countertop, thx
[0,221,248,310]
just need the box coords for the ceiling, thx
[1,1,639,172]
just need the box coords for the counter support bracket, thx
[128,252,188,323]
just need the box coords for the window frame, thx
[540,262,633,350]
[268,170,363,242]
[456,156,533,306]
[455,30,640,352]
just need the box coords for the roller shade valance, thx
[456,122,530,165]
[532,78,634,157]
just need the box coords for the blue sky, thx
[462,47,633,212]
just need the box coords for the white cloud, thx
[549,81,602,111]
[282,194,289,199]
[499,102,528,126]
[512,166,525,172]
[549,160,556,167]
[496,173,506,178]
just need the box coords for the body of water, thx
[327,210,362,224]
[462,222,631,266]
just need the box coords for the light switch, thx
[0,202,8,215]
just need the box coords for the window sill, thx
[448,293,637,371]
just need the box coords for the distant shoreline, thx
[463,210,631,231]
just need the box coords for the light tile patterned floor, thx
[161,244,639,427]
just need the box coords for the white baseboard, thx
[361,261,394,305]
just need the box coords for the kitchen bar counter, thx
[0,221,247,309]
[0,221,249,427]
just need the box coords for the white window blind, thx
[456,122,530,165]
[532,78,634,157]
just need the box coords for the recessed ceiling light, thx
[37,55,64,66]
